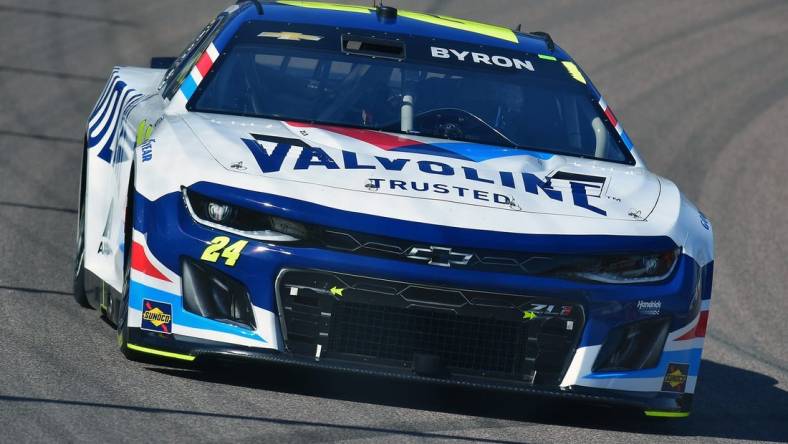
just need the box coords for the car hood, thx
[182,113,660,222]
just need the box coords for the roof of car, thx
[229,1,572,60]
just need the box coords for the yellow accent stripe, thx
[277,2,517,43]
[127,343,196,362]
[644,411,690,418]
[278,1,371,14]
[538,54,557,61]
[562,61,587,84]
[398,11,518,43]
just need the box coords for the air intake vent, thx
[276,269,584,386]
[181,258,256,330]
[342,35,405,60]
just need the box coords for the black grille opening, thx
[181,258,256,330]
[277,270,584,387]
[329,303,525,377]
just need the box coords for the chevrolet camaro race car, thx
[74,1,714,417]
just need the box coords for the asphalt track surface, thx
[0,1,786,442]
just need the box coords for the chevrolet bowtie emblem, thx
[406,246,473,268]
[258,32,324,41]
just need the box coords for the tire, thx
[117,263,142,360]
[73,140,92,308]
[118,171,143,361]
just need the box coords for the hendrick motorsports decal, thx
[637,300,662,316]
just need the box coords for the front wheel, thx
[116,266,141,361]
[73,142,92,308]
[117,171,143,361]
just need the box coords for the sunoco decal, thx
[141,300,173,334]
[661,363,689,393]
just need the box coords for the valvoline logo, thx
[141,299,172,334]
[241,126,610,216]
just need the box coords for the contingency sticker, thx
[141,300,173,334]
[661,363,689,393]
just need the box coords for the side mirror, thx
[150,57,177,69]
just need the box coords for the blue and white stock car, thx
[74,1,714,418]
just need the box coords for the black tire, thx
[73,139,92,308]
[117,263,142,360]
[118,169,143,361]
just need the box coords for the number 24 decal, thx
[201,236,248,267]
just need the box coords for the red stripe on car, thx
[604,107,619,128]
[131,242,171,282]
[287,121,422,150]
[196,52,214,77]
[677,311,709,341]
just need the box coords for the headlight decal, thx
[183,187,307,242]
[563,249,680,284]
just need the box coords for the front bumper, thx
[126,189,710,416]
[125,328,693,415]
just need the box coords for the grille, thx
[277,270,584,386]
[329,303,525,376]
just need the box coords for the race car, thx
[74,0,714,418]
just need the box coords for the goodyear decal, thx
[135,119,154,147]
[137,119,155,162]
[141,300,173,334]
[140,140,154,163]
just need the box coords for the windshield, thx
[190,22,631,163]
